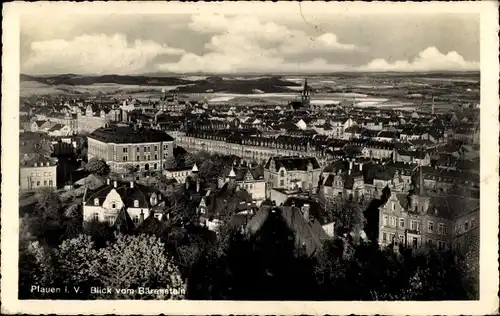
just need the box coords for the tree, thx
[35,187,62,214]
[182,153,195,167]
[54,235,101,298]
[164,155,177,169]
[97,233,185,299]
[85,157,110,177]
[125,164,138,177]
[83,219,116,248]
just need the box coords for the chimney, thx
[139,210,145,224]
[359,163,363,171]
[302,203,310,222]
[107,178,110,185]
[113,180,118,188]
[348,169,351,175]
[196,178,200,193]
[349,161,353,170]
[130,181,134,188]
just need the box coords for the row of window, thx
[455,218,477,234]
[122,155,158,162]
[31,180,54,187]
[94,199,141,207]
[122,145,169,153]
[31,171,53,177]
[32,162,51,167]
[382,215,447,234]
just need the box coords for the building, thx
[87,126,175,174]
[218,164,266,203]
[163,164,195,184]
[82,179,166,226]
[19,155,57,191]
[264,156,322,198]
[377,167,479,250]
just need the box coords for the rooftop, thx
[89,126,174,144]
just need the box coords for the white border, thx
[2,1,499,315]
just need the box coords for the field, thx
[20,72,479,113]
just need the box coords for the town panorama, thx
[18,10,480,302]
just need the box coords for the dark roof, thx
[20,154,57,167]
[114,207,136,234]
[265,156,320,171]
[246,205,331,257]
[89,126,174,143]
[395,192,479,219]
[85,181,163,209]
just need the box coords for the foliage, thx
[333,199,365,238]
[20,233,186,300]
[83,219,116,248]
[182,153,195,168]
[164,155,177,169]
[85,157,110,176]
[97,234,185,299]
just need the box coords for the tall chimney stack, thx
[113,180,118,188]
[130,181,134,188]
[107,178,110,185]
[302,203,310,222]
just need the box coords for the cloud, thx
[157,14,360,73]
[23,33,185,74]
[360,47,479,72]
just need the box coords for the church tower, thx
[301,78,311,107]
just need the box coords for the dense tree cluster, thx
[19,152,477,301]
[84,157,110,177]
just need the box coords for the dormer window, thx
[46,162,50,166]
[34,163,38,167]
[94,198,99,206]
[134,200,139,207]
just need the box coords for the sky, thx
[20,7,480,75]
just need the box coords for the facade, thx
[19,155,57,191]
[83,179,166,226]
[218,164,266,203]
[264,156,322,198]
[87,126,175,174]
[163,165,194,184]
[377,168,479,251]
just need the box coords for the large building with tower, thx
[87,126,175,174]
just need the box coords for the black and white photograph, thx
[2,1,499,315]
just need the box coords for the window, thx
[137,156,140,161]
[91,212,99,221]
[49,172,52,176]
[411,220,419,231]
[427,239,433,247]
[31,171,35,176]
[390,217,397,227]
[383,215,388,226]
[36,172,41,177]
[49,180,53,186]
[44,180,47,186]
[94,198,99,206]
[137,147,140,152]
[123,147,128,153]
[392,202,395,211]
[154,146,158,151]
[111,203,116,209]
[280,170,285,177]
[428,221,434,233]
[147,155,151,160]
[36,181,40,186]
[438,240,445,250]
[105,216,116,226]
[438,223,446,235]
[44,172,48,176]
[464,221,469,231]
[382,232,387,243]
[134,200,139,207]
[154,154,158,160]
[132,215,140,224]
[280,179,284,187]
[412,237,418,248]
[399,218,405,228]
[123,156,128,161]
[399,235,404,243]
[390,233,395,243]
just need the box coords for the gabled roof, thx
[246,205,331,257]
[85,181,163,209]
[265,156,320,171]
